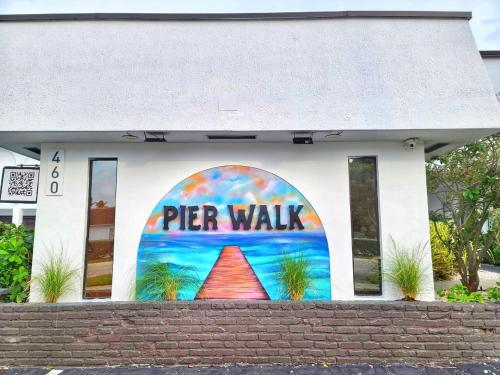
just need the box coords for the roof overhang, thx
[0,11,472,22]
[480,51,500,58]
[1,128,497,161]
[1,10,498,158]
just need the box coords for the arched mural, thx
[137,165,331,300]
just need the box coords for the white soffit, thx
[0,128,497,161]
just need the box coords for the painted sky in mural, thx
[137,165,331,300]
[145,166,322,233]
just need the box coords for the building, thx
[481,51,500,100]
[0,11,499,302]
[0,147,38,227]
[427,50,500,216]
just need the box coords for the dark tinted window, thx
[22,215,36,229]
[349,157,381,295]
[0,215,12,224]
[83,159,117,299]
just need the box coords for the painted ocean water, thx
[137,232,331,300]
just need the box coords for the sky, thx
[0,0,499,50]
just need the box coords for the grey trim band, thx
[0,11,472,22]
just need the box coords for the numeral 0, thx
[50,181,58,194]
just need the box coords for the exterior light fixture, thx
[144,132,167,143]
[121,132,138,140]
[324,131,343,139]
[293,132,314,145]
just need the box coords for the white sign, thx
[46,149,65,196]
[0,167,40,203]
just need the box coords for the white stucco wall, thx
[30,142,434,302]
[1,17,499,133]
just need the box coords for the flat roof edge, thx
[480,51,500,58]
[0,11,472,22]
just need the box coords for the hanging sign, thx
[0,166,40,203]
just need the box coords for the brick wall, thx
[0,301,498,367]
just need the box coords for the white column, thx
[11,204,23,226]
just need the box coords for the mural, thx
[137,165,331,300]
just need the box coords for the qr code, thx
[8,171,35,197]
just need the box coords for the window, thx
[0,215,12,223]
[83,159,117,299]
[349,157,382,295]
[22,215,36,229]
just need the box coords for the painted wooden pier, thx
[195,246,270,300]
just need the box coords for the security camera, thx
[403,138,419,151]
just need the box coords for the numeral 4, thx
[52,151,61,163]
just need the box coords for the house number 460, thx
[46,149,65,196]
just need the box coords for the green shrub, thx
[487,282,500,303]
[32,252,79,303]
[0,222,34,302]
[438,282,500,303]
[277,253,312,301]
[437,284,485,303]
[485,243,500,266]
[385,237,428,301]
[429,222,455,280]
[136,261,199,301]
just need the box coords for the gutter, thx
[0,11,472,22]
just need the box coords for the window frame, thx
[348,156,383,296]
[82,157,118,300]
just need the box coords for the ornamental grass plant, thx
[136,261,199,301]
[277,253,312,301]
[385,237,428,301]
[32,252,79,303]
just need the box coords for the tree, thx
[426,134,499,292]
